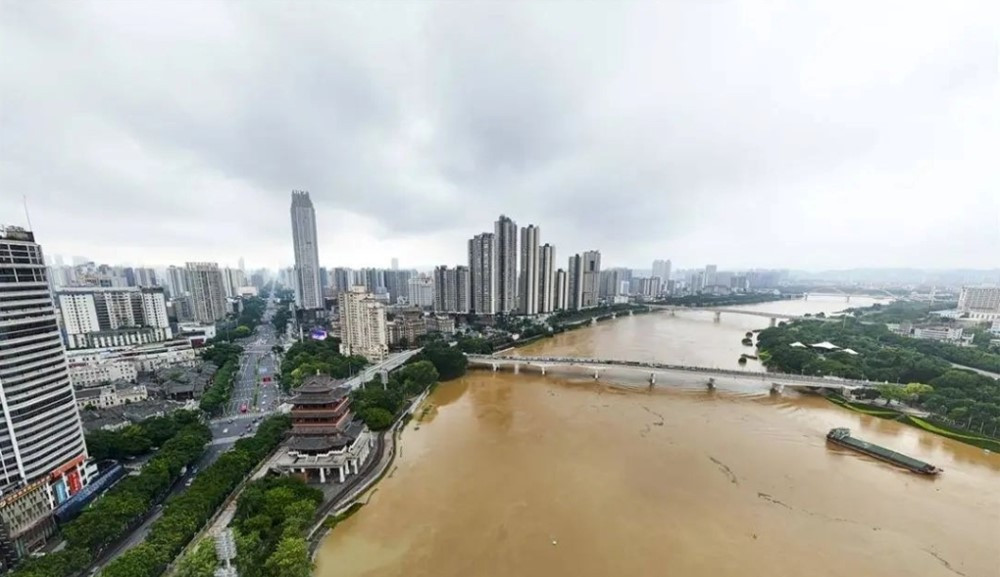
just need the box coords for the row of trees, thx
[271,308,292,335]
[231,477,324,577]
[199,343,243,415]
[278,338,368,391]
[86,412,197,461]
[98,415,292,577]
[12,415,211,577]
[757,319,1000,435]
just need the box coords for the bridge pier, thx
[769,317,777,328]
[513,363,520,375]
[590,317,597,326]
[649,373,656,385]
[845,295,851,303]
[707,378,716,390]
[491,362,498,372]
[540,365,546,376]
[713,311,721,323]
[804,293,809,301]
[594,369,600,380]
[611,312,617,319]
[770,383,784,395]
[629,310,634,316]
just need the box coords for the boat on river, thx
[826,428,942,475]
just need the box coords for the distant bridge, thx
[645,305,830,326]
[466,354,867,394]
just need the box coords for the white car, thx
[222,428,229,434]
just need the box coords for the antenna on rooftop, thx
[23,195,33,230]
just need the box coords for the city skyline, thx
[1,3,996,271]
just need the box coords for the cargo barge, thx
[827,428,942,475]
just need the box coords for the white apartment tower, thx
[568,251,601,310]
[57,287,172,349]
[519,225,540,315]
[554,268,568,311]
[468,233,497,315]
[538,244,556,313]
[0,227,90,521]
[290,190,323,309]
[186,262,228,323]
[652,259,672,285]
[338,286,388,361]
[494,215,518,314]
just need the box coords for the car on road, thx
[223,428,229,434]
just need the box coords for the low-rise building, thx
[911,326,966,342]
[425,314,456,335]
[74,382,149,411]
[66,351,139,387]
[147,363,217,401]
[386,307,427,347]
[0,481,59,569]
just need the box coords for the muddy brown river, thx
[316,298,1000,577]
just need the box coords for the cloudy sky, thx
[1,1,997,271]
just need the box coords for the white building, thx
[75,383,148,410]
[958,286,1000,320]
[554,268,569,311]
[519,225,540,315]
[568,251,601,310]
[290,190,323,309]
[338,287,388,361]
[407,275,434,308]
[911,326,966,342]
[652,259,672,287]
[0,226,90,555]
[57,286,172,349]
[186,262,228,323]
[66,351,139,387]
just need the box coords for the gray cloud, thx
[1,1,997,270]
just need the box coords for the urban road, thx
[90,297,285,573]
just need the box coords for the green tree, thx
[175,539,219,577]
[263,537,312,577]
[876,383,906,406]
[359,407,394,431]
[902,382,934,402]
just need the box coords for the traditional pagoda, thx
[278,374,373,483]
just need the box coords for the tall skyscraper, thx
[554,268,568,311]
[391,257,399,271]
[332,267,353,295]
[519,225,540,315]
[704,264,718,287]
[165,265,188,298]
[186,262,228,323]
[538,244,556,313]
[238,256,245,271]
[494,215,518,314]
[407,275,435,308]
[290,190,322,309]
[469,233,497,315]
[652,259,672,286]
[568,251,601,310]
[0,227,90,557]
[338,286,388,361]
[433,266,470,314]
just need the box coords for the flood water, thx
[316,297,1000,577]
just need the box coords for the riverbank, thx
[825,394,1000,452]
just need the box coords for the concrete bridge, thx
[645,305,825,326]
[466,354,867,395]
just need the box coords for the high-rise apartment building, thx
[220,267,247,299]
[0,227,90,559]
[519,225,540,315]
[568,251,601,310]
[57,286,172,349]
[384,269,413,305]
[433,266,470,314]
[958,287,1000,320]
[407,275,435,308]
[494,215,518,314]
[704,264,718,287]
[185,262,228,323]
[600,268,631,298]
[538,244,556,313]
[332,268,353,295]
[290,190,322,309]
[469,233,497,315]
[554,268,568,311]
[652,260,672,285]
[165,265,188,298]
[338,287,388,361]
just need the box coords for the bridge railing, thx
[466,355,870,388]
